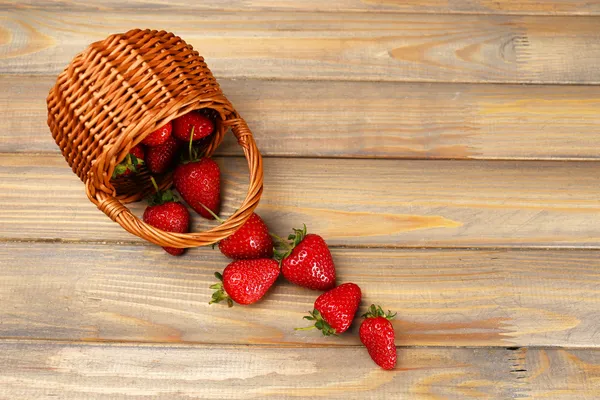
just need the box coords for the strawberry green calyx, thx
[146,177,178,206]
[288,224,307,247]
[272,224,307,262]
[112,153,144,179]
[295,309,336,336]
[209,272,234,307]
[270,232,290,261]
[362,304,396,320]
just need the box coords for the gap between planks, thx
[3,236,600,251]
[8,73,600,86]
[5,153,600,163]
[0,337,593,351]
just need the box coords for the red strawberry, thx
[145,136,181,174]
[199,206,274,260]
[112,145,145,178]
[219,213,274,260]
[274,225,336,290]
[209,259,280,306]
[174,139,221,219]
[142,121,172,147]
[359,305,397,370]
[130,145,145,160]
[173,111,214,142]
[297,283,361,336]
[142,178,190,256]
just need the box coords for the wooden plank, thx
[0,341,599,399]
[3,11,600,84]
[5,76,600,160]
[1,242,600,347]
[8,0,600,16]
[1,154,599,248]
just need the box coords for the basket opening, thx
[111,106,225,201]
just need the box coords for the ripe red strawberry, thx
[359,305,397,370]
[297,283,361,335]
[145,136,181,174]
[219,213,274,260]
[209,259,280,306]
[173,133,220,219]
[200,206,274,260]
[112,145,145,178]
[130,145,145,161]
[173,111,214,142]
[274,225,336,290]
[142,121,172,147]
[142,178,190,256]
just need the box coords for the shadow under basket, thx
[46,29,263,248]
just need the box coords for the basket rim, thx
[87,115,264,248]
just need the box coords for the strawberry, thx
[131,145,145,158]
[142,121,172,147]
[142,177,190,256]
[173,128,220,219]
[219,213,274,260]
[174,158,220,219]
[145,135,181,174]
[297,283,361,335]
[273,225,336,290]
[172,111,214,142]
[201,207,273,260]
[112,145,145,178]
[209,259,280,306]
[359,305,397,370]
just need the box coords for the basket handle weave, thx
[86,117,263,248]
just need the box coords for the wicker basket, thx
[47,29,263,248]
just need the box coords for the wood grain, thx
[1,242,600,347]
[8,0,600,16]
[1,154,599,248]
[4,76,600,160]
[1,341,599,399]
[3,11,600,83]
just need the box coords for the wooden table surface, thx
[2,1,600,399]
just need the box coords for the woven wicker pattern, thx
[47,29,263,248]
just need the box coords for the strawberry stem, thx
[294,326,316,331]
[272,225,308,262]
[269,232,291,250]
[188,126,195,161]
[150,176,160,194]
[297,309,337,336]
[146,177,177,206]
[199,203,224,223]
